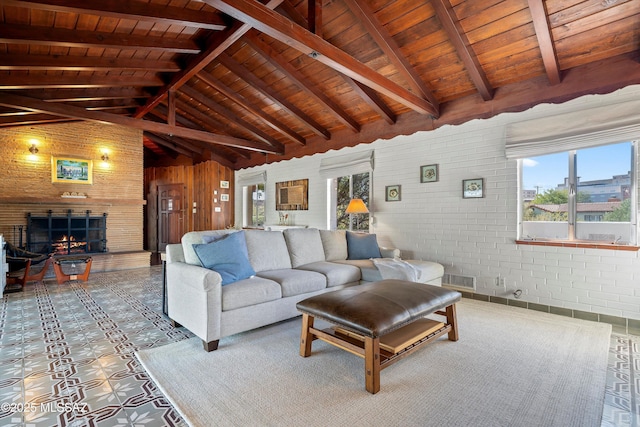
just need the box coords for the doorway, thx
[157,183,184,252]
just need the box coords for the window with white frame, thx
[518,140,636,244]
[319,150,374,231]
[239,171,266,228]
[330,172,370,231]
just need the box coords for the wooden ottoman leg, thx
[446,303,459,341]
[364,336,381,394]
[299,313,315,357]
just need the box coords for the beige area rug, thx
[136,299,611,427]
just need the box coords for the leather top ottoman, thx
[296,279,461,393]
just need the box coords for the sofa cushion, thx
[319,230,348,261]
[297,261,361,287]
[256,269,326,297]
[335,259,381,282]
[346,231,382,260]
[181,229,234,266]
[192,231,256,286]
[244,230,292,272]
[283,228,326,268]
[221,276,282,311]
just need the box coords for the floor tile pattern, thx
[0,267,191,427]
[0,266,637,426]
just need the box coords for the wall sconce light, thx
[29,143,38,154]
[101,152,109,162]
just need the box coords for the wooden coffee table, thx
[296,280,461,394]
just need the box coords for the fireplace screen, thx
[27,210,107,255]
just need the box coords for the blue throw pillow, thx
[346,231,382,260]
[192,231,256,285]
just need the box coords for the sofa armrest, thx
[167,261,223,292]
[165,243,185,263]
[379,247,401,259]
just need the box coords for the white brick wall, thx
[236,85,640,320]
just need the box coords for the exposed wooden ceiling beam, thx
[343,0,439,109]
[245,33,360,133]
[0,23,200,54]
[219,52,329,139]
[0,92,282,154]
[0,53,180,72]
[430,0,494,101]
[19,88,150,102]
[345,78,396,125]
[0,114,73,127]
[308,0,322,36]
[195,70,306,146]
[0,75,164,90]
[527,0,562,85]
[0,0,227,30]
[144,132,199,158]
[179,85,285,152]
[133,0,284,119]
[205,0,438,117]
[153,105,251,160]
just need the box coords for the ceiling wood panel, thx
[0,0,637,168]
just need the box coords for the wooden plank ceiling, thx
[0,0,638,170]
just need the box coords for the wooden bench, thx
[296,279,461,394]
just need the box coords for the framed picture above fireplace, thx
[52,156,93,184]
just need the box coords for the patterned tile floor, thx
[0,266,637,426]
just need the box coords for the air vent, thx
[443,273,476,292]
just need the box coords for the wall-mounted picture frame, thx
[220,180,229,188]
[276,178,309,210]
[385,185,401,202]
[420,164,439,183]
[220,194,229,202]
[51,156,93,184]
[462,178,484,198]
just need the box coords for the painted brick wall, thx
[235,85,640,319]
[0,121,146,258]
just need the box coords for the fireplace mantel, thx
[0,197,146,206]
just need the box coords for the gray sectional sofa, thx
[165,228,444,351]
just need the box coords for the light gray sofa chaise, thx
[165,227,444,351]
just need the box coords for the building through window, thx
[519,141,636,244]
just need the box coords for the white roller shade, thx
[319,150,374,179]
[237,170,267,186]
[505,99,640,159]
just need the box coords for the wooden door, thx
[158,183,184,252]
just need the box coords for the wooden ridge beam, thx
[205,0,438,117]
[431,0,494,101]
[0,92,281,154]
[0,23,200,54]
[0,0,227,30]
[527,0,561,85]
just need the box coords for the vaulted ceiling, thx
[1,0,639,170]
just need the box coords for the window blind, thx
[318,150,374,179]
[505,99,640,159]
[237,170,267,186]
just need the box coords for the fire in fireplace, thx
[27,210,107,255]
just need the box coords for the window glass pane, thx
[352,172,370,231]
[336,176,350,230]
[576,142,632,242]
[522,152,569,239]
[245,183,265,227]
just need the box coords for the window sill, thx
[515,240,639,251]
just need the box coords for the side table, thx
[53,255,92,284]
